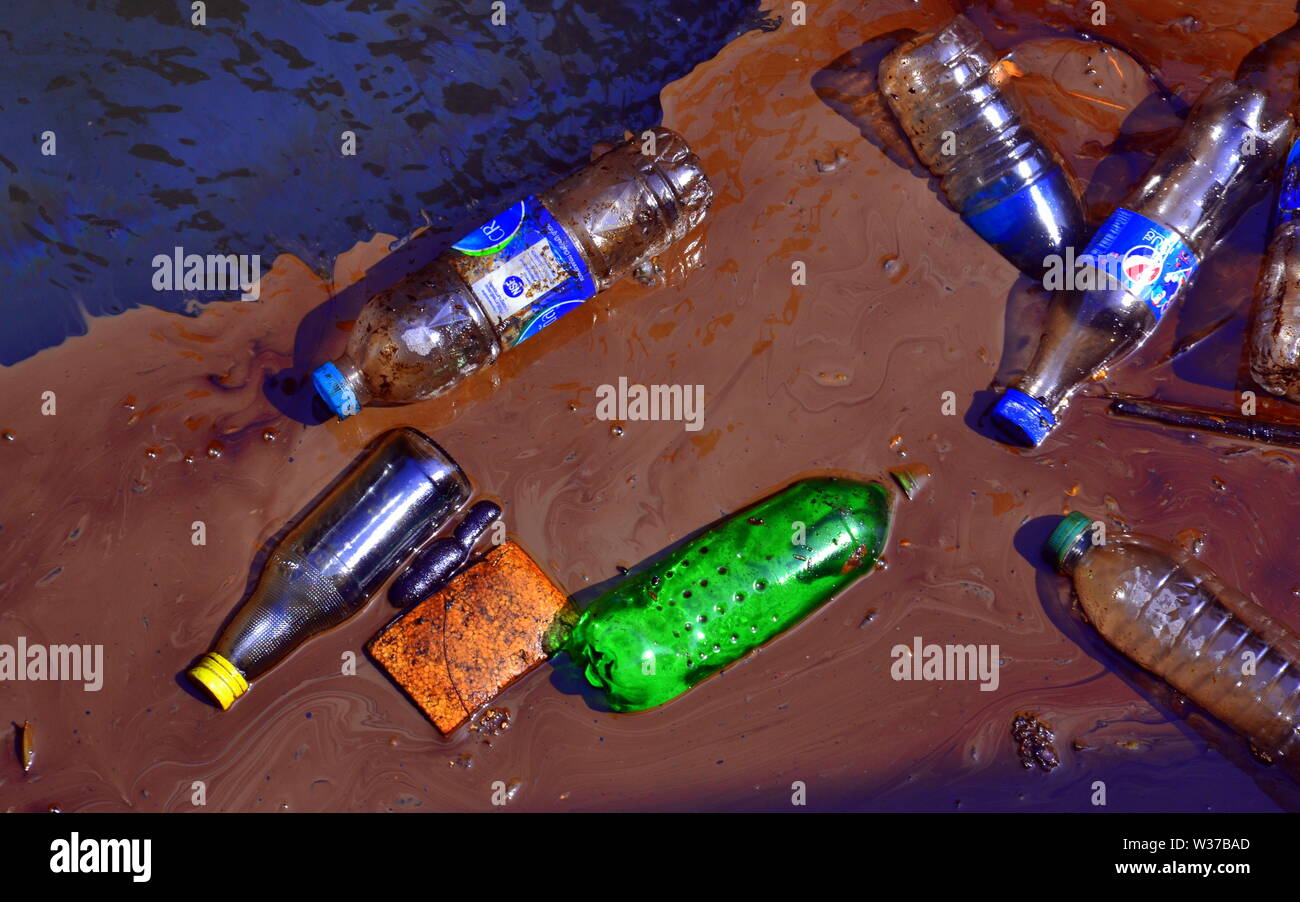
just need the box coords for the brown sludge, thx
[7,0,1300,812]
[367,542,571,736]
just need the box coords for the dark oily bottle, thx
[564,478,893,712]
[388,499,501,607]
[879,15,1084,279]
[1250,137,1300,400]
[313,128,713,418]
[1048,513,1300,778]
[188,428,470,709]
[993,80,1293,446]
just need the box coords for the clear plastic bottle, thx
[312,128,713,418]
[1249,137,1300,400]
[878,15,1084,279]
[1048,512,1300,777]
[992,80,1293,446]
[188,428,470,709]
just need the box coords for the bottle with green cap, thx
[188,428,470,709]
[1048,511,1300,778]
[565,476,899,712]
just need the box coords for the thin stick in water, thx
[1108,397,1300,448]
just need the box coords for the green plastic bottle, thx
[564,477,892,712]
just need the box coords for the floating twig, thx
[1108,397,1300,448]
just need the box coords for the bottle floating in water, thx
[992,80,1293,446]
[1250,137,1300,401]
[312,127,713,418]
[878,14,1084,279]
[1048,512,1300,777]
[188,428,470,709]
[565,477,894,712]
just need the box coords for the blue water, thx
[0,0,767,365]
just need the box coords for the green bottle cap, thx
[1046,511,1092,572]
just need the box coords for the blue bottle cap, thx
[312,361,361,419]
[991,388,1055,447]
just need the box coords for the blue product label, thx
[1277,138,1300,223]
[450,195,596,346]
[1081,207,1196,320]
[452,200,527,255]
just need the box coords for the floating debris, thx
[19,720,35,773]
[1011,712,1059,771]
[1110,396,1300,448]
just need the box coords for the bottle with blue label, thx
[313,128,712,418]
[992,80,1293,446]
[879,15,1084,279]
[1250,136,1300,401]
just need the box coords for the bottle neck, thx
[333,354,373,408]
[1058,534,1092,574]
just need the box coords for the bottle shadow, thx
[810,30,946,212]
[1015,515,1300,810]
[1168,199,1273,395]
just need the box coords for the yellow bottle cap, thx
[188,652,248,710]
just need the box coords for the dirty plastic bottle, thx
[188,428,470,709]
[992,80,1293,446]
[878,14,1084,279]
[564,477,893,712]
[1048,512,1300,777]
[1249,137,1300,400]
[312,128,713,418]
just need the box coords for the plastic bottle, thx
[1249,137,1300,400]
[992,80,1293,446]
[1048,512,1300,776]
[188,428,470,709]
[564,477,893,712]
[878,15,1084,279]
[312,128,713,418]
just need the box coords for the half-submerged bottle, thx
[1250,137,1300,400]
[1047,512,1300,778]
[992,80,1293,446]
[565,477,894,712]
[878,15,1084,279]
[312,128,713,418]
[188,428,470,709]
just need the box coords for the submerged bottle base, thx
[961,167,1084,279]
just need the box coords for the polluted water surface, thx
[3,0,1300,812]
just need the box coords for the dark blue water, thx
[0,0,767,365]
